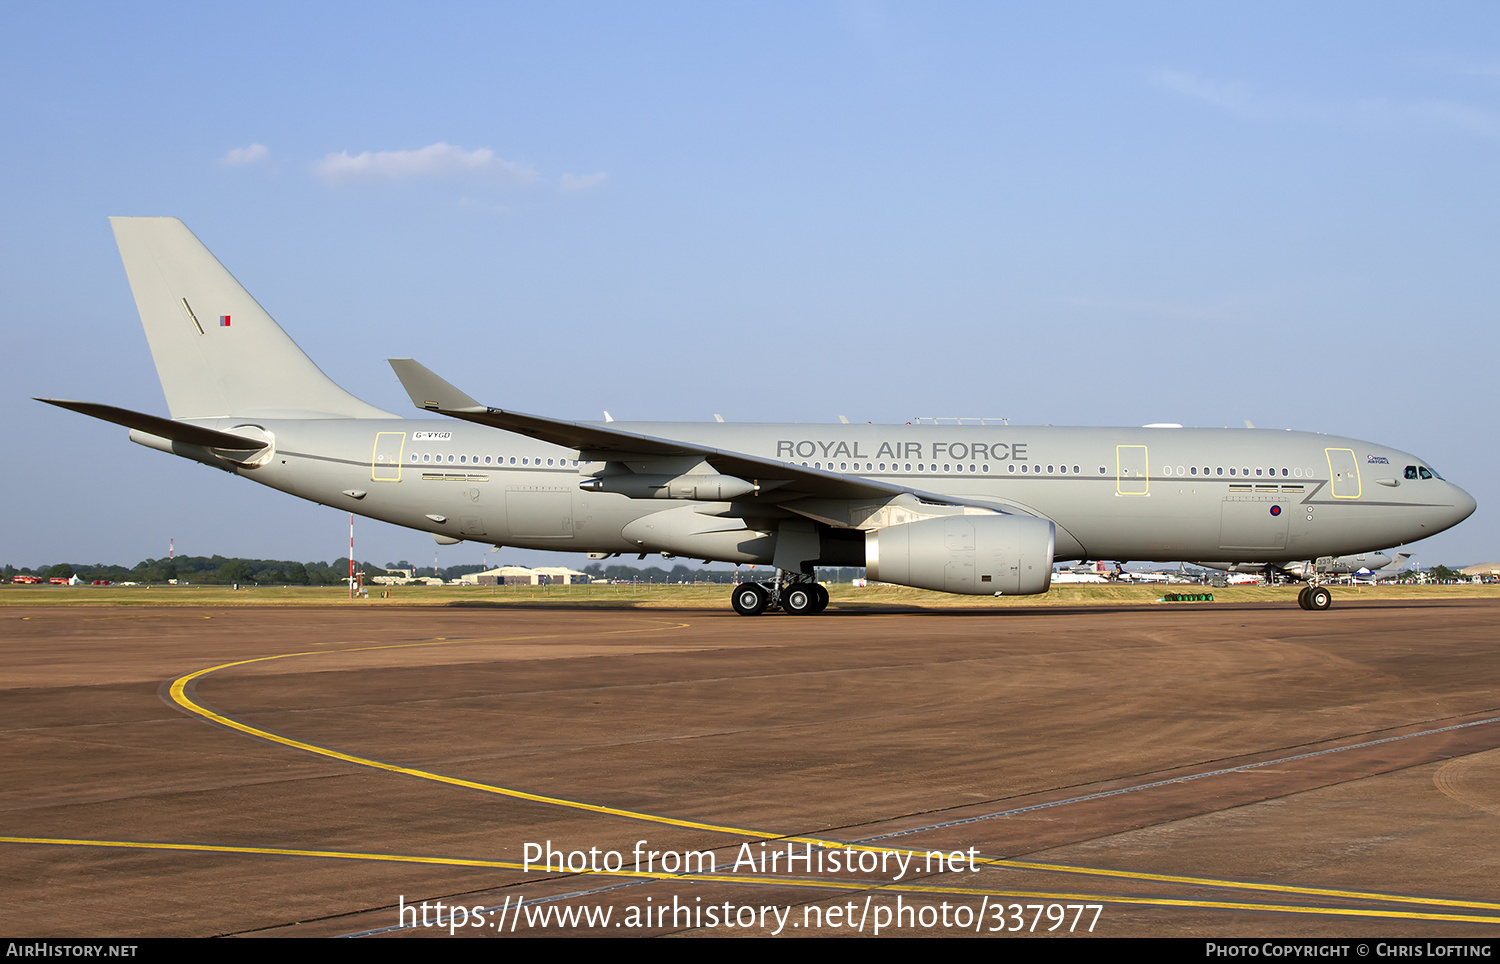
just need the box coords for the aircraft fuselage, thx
[174,417,1474,568]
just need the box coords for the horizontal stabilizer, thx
[36,398,268,450]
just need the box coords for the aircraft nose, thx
[1449,483,1478,527]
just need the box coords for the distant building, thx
[461,566,592,586]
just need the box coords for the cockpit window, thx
[1405,465,1418,480]
[1419,466,1434,480]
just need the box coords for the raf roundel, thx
[1270,505,1282,516]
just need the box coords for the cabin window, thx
[1010,464,1017,473]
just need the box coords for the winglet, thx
[387,359,487,414]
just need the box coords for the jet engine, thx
[865,514,1055,595]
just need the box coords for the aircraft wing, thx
[388,358,995,511]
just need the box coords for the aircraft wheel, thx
[1307,586,1333,611]
[810,584,829,613]
[783,585,816,615]
[731,583,769,616]
[1297,587,1312,610]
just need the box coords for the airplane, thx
[1198,551,1414,583]
[39,218,1477,615]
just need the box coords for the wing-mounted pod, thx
[866,514,1055,595]
[579,458,759,501]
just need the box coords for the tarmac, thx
[3,598,1499,938]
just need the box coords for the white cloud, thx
[220,143,269,165]
[559,172,608,193]
[1153,69,1500,143]
[1151,71,1266,118]
[1356,98,1500,142]
[315,142,537,185]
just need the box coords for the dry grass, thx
[2,581,1495,611]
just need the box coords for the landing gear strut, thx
[730,571,828,616]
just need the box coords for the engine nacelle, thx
[865,514,1055,595]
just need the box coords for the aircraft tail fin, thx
[110,217,393,420]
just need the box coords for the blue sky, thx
[2,2,1495,570]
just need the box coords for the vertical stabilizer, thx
[110,217,393,419]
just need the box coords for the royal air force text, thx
[775,440,1029,462]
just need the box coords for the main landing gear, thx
[1297,584,1333,611]
[730,571,829,616]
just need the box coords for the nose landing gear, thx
[1297,584,1333,611]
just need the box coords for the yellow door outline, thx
[372,432,406,482]
[1116,445,1149,496]
[1325,447,1361,499]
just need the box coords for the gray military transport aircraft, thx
[1199,551,1414,583]
[40,218,1477,614]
